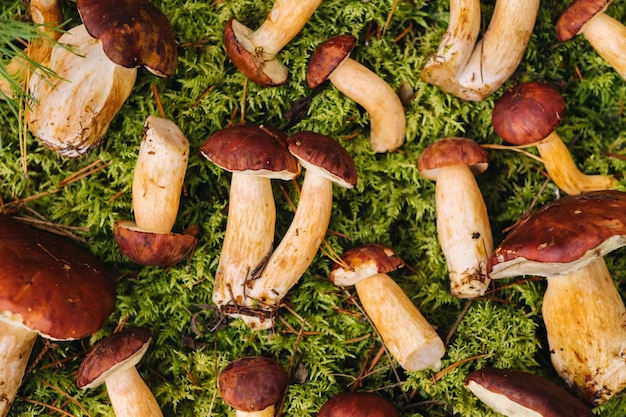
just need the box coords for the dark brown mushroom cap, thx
[417,137,489,181]
[0,216,115,340]
[489,190,626,279]
[306,34,357,89]
[492,82,566,146]
[465,368,593,417]
[317,392,399,417]
[76,0,178,76]
[76,327,153,389]
[218,356,288,412]
[330,243,404,287]
[200,124,300,180]
[287,131,357,188]
[556,0,611,41]
[113,220,197,267]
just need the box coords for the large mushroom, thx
[114,115,196,267]
[317,392,399,417]
[417,137,493,298]
[420,0,540,101]
[488,190,626,405]
[330,244,446,372]
[306,34,406,153]
[492,81,617,195]
[0,216,116,417]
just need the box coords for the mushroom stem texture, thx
[580,12,626,79]
[104,365,164,417]
[543,257,626,405]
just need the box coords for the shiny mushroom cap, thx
[556,0,612,41]
[306,34,357,89]
[417,137,489,181]
[317,392,399,417]
[0,216,115,340]
[330,243,404,287]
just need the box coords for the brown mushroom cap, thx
[76,0,178,76]
[287,131,357,188]
[329,243,404,287]
[492,82,566,146]
[556,0,611,41]
[489,190,626,278]
[306,34,357,89]
[76,327,153,389]
[0,216,115,340]
[465,368,593,417]
[317,392,399,417]
[218,356,288,412]
[417,137,489,181]
[200,124,301,180]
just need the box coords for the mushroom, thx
[330,243,446,372]
[417,137,493,298]
[76,327,164,417]
[0,215,116,417]
[114,115,196,266]
[488,190,626,405]
[492,81,617,195]
[199,124,300,328]
[465,368,593,416]
[306,34,406,153]
[420,0,540,101]
[243,131,357,329]
[218,356,289,417]
[223,0,323,86]
[317,392,399,417]
[557,0,626,79]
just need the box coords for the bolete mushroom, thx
[417,137,493,298]
[218,356,289,417]
[420,0,540,101]
[114,115,196,267]
[0,215,116,417]
[223,0,323,86]
[488,190,626,405]
[317,391,399,417]
[492,81,617,195]
[76,327,164,417]
[306,34,406,153]
[330,243,446,372]
[199,124,300,328]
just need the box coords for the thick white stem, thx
[329,58,405,153]
[435,164,493,298]
[355,273,445,372]
[235,406,275,417]
[105,367,164,417]
[582,12,626,80]
[543,257,626,405]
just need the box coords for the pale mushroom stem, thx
[543,257,626,405]
[435,164,493,298]
[328,58,405,153]
[535,131,617,195]
[580,12,626,80]
[0,320,37,417]
[235,406,275,417]
[104,366,164,417]
[355,273,445,372]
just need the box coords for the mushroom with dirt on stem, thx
[306,34,406,153]
[330,243,446,372]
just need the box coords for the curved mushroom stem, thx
[543,257,626,405]
[580,12,626,79]
[435,164,493,298]
[421,0,539,101]
[535,131,617,195]
[328,58,406,153]
[0,319,37,417]
[355,273,445,372]
[104,366,164,417]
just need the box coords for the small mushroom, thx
[417,137,493,298]
[218,356,289,417]
[0,216,116,417]
[465,368,593,416]
[492,81,617,195]
[317,392,399,417]
[76,327,164,417]
[330,244,446,372]
[114,115,196,267]
[420,0,540,101]
[557,0,626,79]
[223,0,323,86]
[306,34,406,153]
